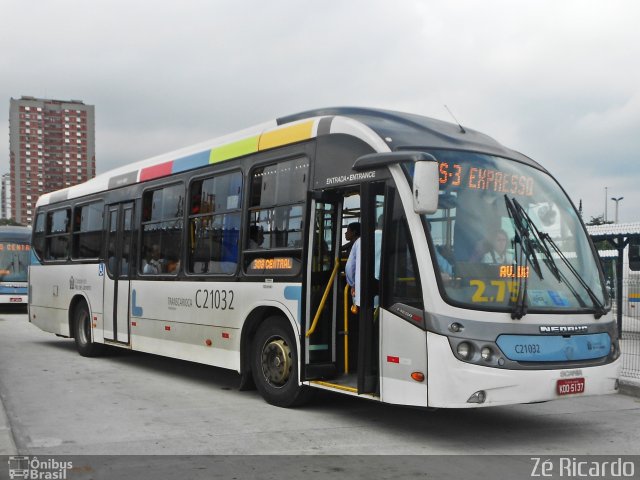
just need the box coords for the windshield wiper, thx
[504,195,538,319]
[510,198,607,319]
[539,230,607,319]
[511,198,591,312]
[511,199,562,282]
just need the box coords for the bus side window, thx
[33,212,46,260]
[384,189,424,309]
[629,240,640,271]
[46,209,71,261]
[244,158,308,276]
[140,184,184,275]
[188,171,242,275]
[72,201,104,259]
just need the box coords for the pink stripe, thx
[140,161,173,181]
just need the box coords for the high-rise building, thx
[9,96,95,225]
[1,173,10,220]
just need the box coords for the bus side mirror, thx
[413,160,439,214]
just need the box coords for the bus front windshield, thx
[407,151,606,314]
[0,242,31,283]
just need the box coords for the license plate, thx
[9,298,22,303]
[557,378,585,396]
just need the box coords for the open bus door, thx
[304,182,384,396]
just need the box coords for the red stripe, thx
[387,356,400,364]
[140,161,173,181]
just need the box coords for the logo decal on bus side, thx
[131,289,143,317]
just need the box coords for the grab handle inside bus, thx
[306,259,341,338]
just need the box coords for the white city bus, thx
[0,226,32,306]
[28,107,620,408]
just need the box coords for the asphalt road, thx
[1,310,639,458]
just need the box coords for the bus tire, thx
[73,302,105,357]
[252,316,313,407]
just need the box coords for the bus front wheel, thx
[252,316,313,407]
[73,302,105,357]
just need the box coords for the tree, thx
[0,218,23,226]
[586,214,612,227]
[585,215,614,251]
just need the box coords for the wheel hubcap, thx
[261,338,292,387]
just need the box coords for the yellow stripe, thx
[630,293,640,299]
[258,121,314,151]
[310,380,358,393]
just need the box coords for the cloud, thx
[1,0,639,221]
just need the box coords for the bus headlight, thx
[481,347,493,361]
[457,342,472,359]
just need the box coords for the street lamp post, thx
[611,196,624,223]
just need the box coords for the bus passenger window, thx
[188,171,242,275]
[248,158,308,250]
[245,158,308,276]
[140,184,184,275]
[72,201,104,259]
[45,209,71,261]
[33,212,46,260]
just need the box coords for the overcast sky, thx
[1,0,639,222]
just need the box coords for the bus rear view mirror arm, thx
[352,151,440,215]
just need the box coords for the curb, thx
[0,391,17,455]
[619,379,640,398]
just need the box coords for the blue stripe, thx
[497,333,610,362]
[172,150,210,173]
[0,286,27,295]
[284,285,302,323]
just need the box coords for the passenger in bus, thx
[166,254,180,274]
[482,229,512,264]
[248,225,265,249]
[340,222,360,259]
[345,216,382,308]
[435,246,453,280]
[345,235,360,307]
[143,244,163,274]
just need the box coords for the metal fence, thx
[619,277,640,380]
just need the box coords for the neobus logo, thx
[539,325,588,334]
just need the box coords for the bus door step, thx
[304,362,338,380]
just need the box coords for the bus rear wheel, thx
[73,302,105,357]
[252,316,313,407]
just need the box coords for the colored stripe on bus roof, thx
[258,121,314,151]
[140,161,174,181]
[131,120,316,186]
[172,150,210,173]
[210,136,260,164]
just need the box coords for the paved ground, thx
[1,310,639,459]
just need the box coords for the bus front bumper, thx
[426,332,621,408]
